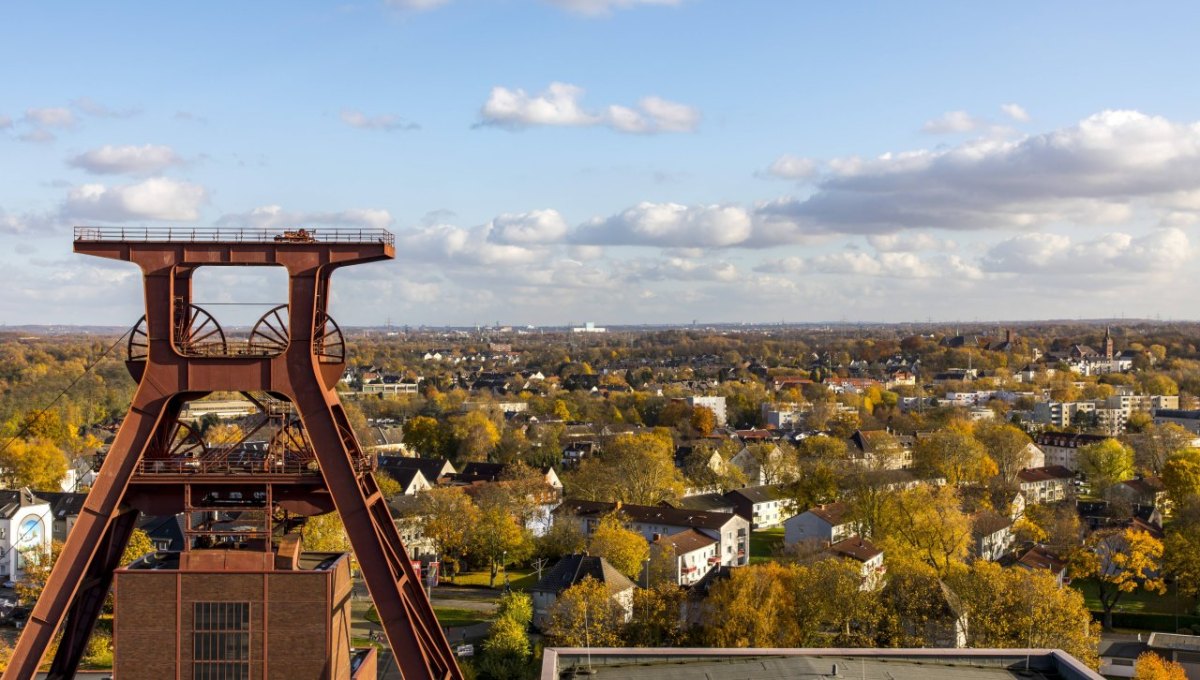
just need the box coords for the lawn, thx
[449,568,537,590]
[434,607,488,628]
[750,527,785,564]
[1073,578,1194,615]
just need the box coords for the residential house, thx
[1012,546,1069,587]
[729,444,793,486]
[1017,466,1075,504]
[1033,433,1110,472]
[971,511,1016,562]
[687,396,728,427]
[828,536,886,590]
[456,462,563,490]
[784,502,855,546]
[555,500,749,567]
[377,456,456,484]
[1112,476,1168,512]
[846,430,914,470]
[530,554,637,628]
[651,529,720,587]
[675,493,737,514]
[0,489,53,581]
[35,491,87,542]
[137,515,186,552]
[387,468,431,496]
[724,485,794,529]
[1151,409,1200,436]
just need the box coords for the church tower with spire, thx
[1104,326,1115,359]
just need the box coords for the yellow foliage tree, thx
[702,562,801,647]
[0,438,68,491]
[588,515,650,581]
[1135,652,1188,680]
[544,577,627,647]
[1070,528,1166,630]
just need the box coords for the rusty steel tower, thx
[4,227,461,679]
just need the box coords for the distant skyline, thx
[4,2,1200,327]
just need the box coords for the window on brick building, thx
[193,601,250,680]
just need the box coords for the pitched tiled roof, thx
[971,511,1013,539]
[378,455,454,482]
[556,499,739,532]
[1017,465,1075,483]
[1033,433,1110,449]
[830,536,882,562]
[725,485,784,505]
[35,491,87,520]
[530,554,637,596]
[1017,546,1066,573]
[0,488,46,519]
[806,501,851,526]
[655,528,717,555]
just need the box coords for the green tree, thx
[478,616,531,680]
[537,520,587,560]
[588,515,650,580]
[401,415,444,457]
[1077,439,1135,496]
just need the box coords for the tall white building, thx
[688,396,728,427]
[0,489,52,581]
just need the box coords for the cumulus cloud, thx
[340,109,420,131]
[397,223,542,267]
[981,228,1191,275]
[68,144,183,175]
[758,110,1200,239]
[921,110,981,134]
[757,250,982,280]
[479,82,699,134]
[62,178,207,222]
[766,154,818,180]
[623,257,738,282]
[1001,103,1030,122]
[573,202,752,247]
[867,233,957,252]
[489,209,568,244]
[216,205,394,230]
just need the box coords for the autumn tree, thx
[470,507,534,587]
[1128,423,1194,475]
[883,486,971,577]
[121,528,156,566]
[450,410,501,464]
[205,423,244,447]
[566,431,685,505]
[1135,652,1188,680]
[16,540,63,606]
[544,577,627,647]
[783,460,840,513]
[401,415,444,457]
[1077,438,1135,496]
[479,592,534,680]
[1070,527,1166,630]
[913,426,995,486]
[1162,449,1200,505]
[876,567,958,648]
[417,486,480,581]
[537,519,587,559]
[974,422,1034,484]
[1164,499,1200,599]
[690,406,716,437]
[794,557,881,646]
[0,438,68,491]
[588,515,650,581]
[952,561,1099,668]
[702,562,801,647]
[303,512,352,553]
[797,434,848,460]
[625,583,688,647]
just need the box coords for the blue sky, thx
[4,1,1200,326]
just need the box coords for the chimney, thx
[1006,328,1014,343]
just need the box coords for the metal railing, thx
[74,226,395,246]
[131,456,373,476]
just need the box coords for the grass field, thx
[1073,578,1194,615]
[450,568,538,590]
[750,527,785,564]
[434,607,489,628]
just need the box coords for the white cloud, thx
[340,109,420,131]
[624,257,738,282]
[479,82,699,134]
[759,110,1200,238]
[1001,103,1030,122]
[574,202,752,247]
[981,228,1191,275]
[396,223,542,267]
[216,205,394,230]
[68,144,183,175]
[545,0,684,16]
[0,115,11,130]
[921,110,980,134]
[489,209,568,245]
[766,154,818,180]
[867,233,957,252]
[62,178,208,222]
[25,107,76,129]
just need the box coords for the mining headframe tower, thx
[4,227,461,680]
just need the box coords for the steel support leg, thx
[2,393,168,680]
